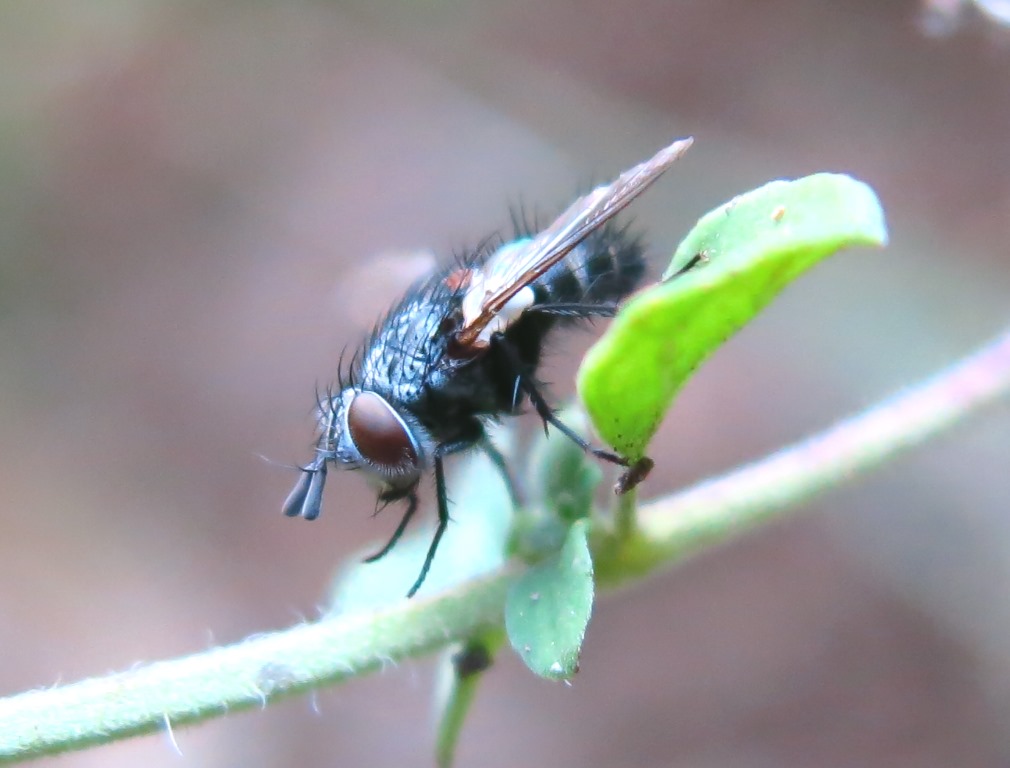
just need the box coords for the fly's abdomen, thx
[533,221,646,309]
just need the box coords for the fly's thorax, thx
[320,387,433,490]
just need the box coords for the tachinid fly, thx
[283,137,694,597]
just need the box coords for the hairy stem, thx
[2,327,1010,762]
[635,327,1010,567]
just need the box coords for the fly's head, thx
[282,387,431,521]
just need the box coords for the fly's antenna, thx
[282,457,328,521]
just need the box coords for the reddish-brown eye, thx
[346,392,418,469]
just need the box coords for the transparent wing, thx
[456,136,693,349]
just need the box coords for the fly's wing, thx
[456,136,693,350]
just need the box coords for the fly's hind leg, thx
[493,336,652,493]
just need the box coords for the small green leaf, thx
[328,445,514,613]
[578,173,888,459]
[505,519,594,679]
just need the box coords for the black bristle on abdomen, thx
[533,220,647,309]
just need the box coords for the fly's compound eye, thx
[346,391,419,473]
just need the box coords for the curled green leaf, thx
[577,173,888,459]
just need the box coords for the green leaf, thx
[577,173,888,459]
[328,444,514,613]
[505,519,594,679]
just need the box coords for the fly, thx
[283,137,694,597]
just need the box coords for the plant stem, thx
[434,630,504,768]
[0,573,512,762]
[634,327,1010,568]
[2,327,1010,762]
[613,485,639,540]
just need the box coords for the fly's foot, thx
[614,456,654,495]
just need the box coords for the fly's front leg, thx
[404,419,489,598]
[407,449,451,598]
[363,485,419,563]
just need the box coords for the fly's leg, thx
[366,422,520,597]
[479,434,522,508]
[494,336,653,493]
[523,379,628,467]
[614,455,655,494]
[527,303,618,318]
[406,450,452,598]
[527,253,706,321]
[359,458,451,599]
[402,422,489,598]
[362,485,419,563]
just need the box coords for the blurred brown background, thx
[2,2,1010,766]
